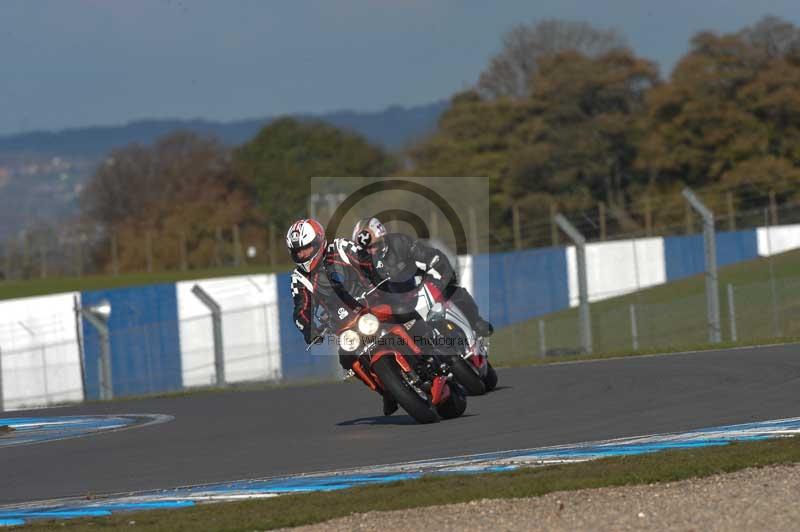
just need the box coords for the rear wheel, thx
[372,357,438,424]
[484,363,498,392]
[436,383,467,419]
[448,356,486,395]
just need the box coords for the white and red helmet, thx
[286,219,327,272]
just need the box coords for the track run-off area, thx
[1,343,798,524]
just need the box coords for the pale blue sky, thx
[1,0,798,135]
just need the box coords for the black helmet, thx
[352,217,388,259]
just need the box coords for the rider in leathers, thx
[287,218,442,416]
[352,217,493,337]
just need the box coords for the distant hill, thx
[0,101,448,242]
[0,101,448,157]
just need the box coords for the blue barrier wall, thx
[665,230,759,281]
[276,272,339,381]
[81,284,182,399]
[472,247,570,329]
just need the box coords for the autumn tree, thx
[639,15,800,223]
[233,118,396,233]
[80,131,260,271]
[477,19,628,100]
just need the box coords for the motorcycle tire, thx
[448,356,486,396]
[372,357,439,424]
[484,362,498,392]
[436,382,467,419]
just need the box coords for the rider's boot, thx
[474,318,494,337]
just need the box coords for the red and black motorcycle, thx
[319,283,467,424]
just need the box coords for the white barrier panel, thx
[457,255,473,296]
[0,293,84,410]
[567,238,666,307]
[757,224,800,256]
[176,275,282,387]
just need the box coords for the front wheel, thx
[484,363,498,392]
[372,356,438,424]
[448,356,486,395]
[436,383,467,419]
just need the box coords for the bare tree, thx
[477,19,628,100]
[738,15,800,59]
[80,131,230,230]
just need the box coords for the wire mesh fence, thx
[490,272,800,366]
[1,183,798,280]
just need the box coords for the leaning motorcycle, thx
[414,280,498,395]
[320,283,468,424]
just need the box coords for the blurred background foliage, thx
[9,15,800,277]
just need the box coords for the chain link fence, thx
[491,271,800,365]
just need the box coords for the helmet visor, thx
[290,238,321,265]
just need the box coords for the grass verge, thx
[17,436,800,531]
[490,248,800,366]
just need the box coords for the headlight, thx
[357,313,380,335]
[339,329,361,352]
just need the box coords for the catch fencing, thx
[2,217,800,411]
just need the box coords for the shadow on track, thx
[338,414,477,426]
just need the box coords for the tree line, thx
[76,15,800,273]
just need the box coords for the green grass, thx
[491,248,800,366]
[17,436,800,531]
[0,264,293,301]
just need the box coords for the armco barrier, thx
[81,285,182,400]
[472,247,569,330]
[567,237,666,306]
[3,225,800,410]
[0,293,83,410]
[664,230,759,281]
[176,275,282,387]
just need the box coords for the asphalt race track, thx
[2,344,799,505]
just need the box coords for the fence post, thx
[554,214,592,354]
[764,209,782,338]
[80,300,113,400]
[40,243,47,278]
[111,234,119,276]
[727,283,737,342]
[73,295,88,401]
[145,231,154,273]
[0,345,4,412]
[682,188,721,343]
[179,231,188,272]
[214,227,223,267]
[726,191,736,232]
[192,285,225,386]
[644,195,653,237]
[538,319,546,358]
[598,202,607,241]
[232,225,243,267]
[468,207,479,254]
[769,190,778,226]
[269,224,278,267]
[512,203,522,250]
[629,304,639,351]
[550,203,559,246]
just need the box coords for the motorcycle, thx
[315,280,468,424]
[414,279,498,395]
